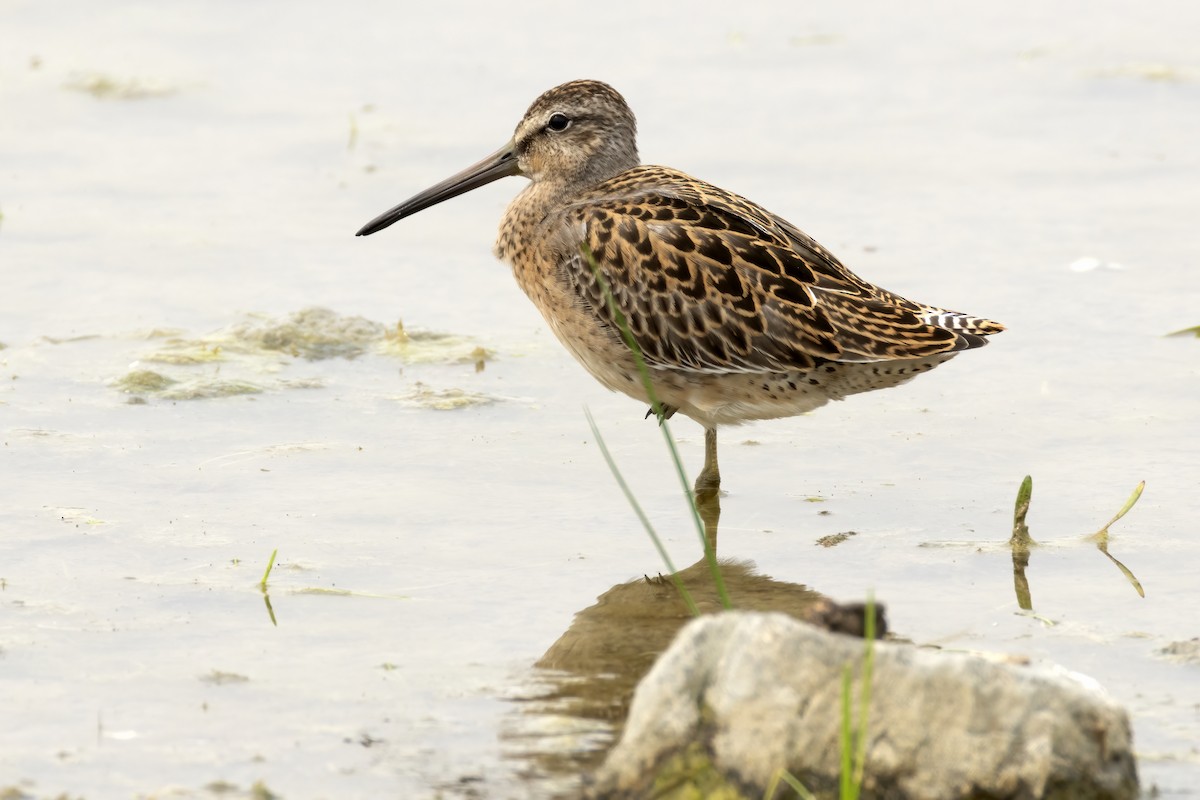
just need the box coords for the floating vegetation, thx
[233,307,387,361]
[114,308,494,403]
[1092,63,1190,83]
[64,72,179,100]
[41,333,100,344]
[113,372,261,401]
[249,781,281,800]
[138,343,224,365]
[379,319,494,367]
[138,308,487,366]
[816,532,857,548]
[55,507,106,527]
[1156,639,1200,665]
[113,369,177,394]
[277,377,325,390]
[199,669,250,685]
[394,383,498,410]
[1167,324,1200,338]
[159,379,264,400]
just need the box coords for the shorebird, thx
[357,80,1002,493]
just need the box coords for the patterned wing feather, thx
[557,166,1002,374]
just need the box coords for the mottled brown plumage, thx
[357,80,1003,490]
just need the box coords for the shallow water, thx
[2,1,1199,797]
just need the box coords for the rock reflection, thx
[504,488,883,791]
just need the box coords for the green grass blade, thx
[851,596,876,796]
[1088,481,1147,597]
[260,549,279,626]
[585,407,701,616]
[1098,480,1145,534]
[1012,475,1033,530]
[259,548,278,592]
[764,768,818,800]
[836,597,876,800]
[840,664,853,798]
[581,243,730,609]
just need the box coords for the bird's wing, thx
[555,167,999,375]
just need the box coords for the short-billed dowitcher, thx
[357,80,1002,492]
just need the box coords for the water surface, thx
[2,1,1198,797]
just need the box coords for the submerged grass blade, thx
[581,243,730,609]
[585,408,701,617]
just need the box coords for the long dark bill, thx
[355,141,520,236]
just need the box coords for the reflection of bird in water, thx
[521,559,885,778]
[357,80,1003,492]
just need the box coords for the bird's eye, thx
[546,113,572,132]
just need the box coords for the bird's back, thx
[542,164,1002,379]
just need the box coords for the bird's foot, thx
[644,404,678,425]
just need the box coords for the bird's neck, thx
[495,180,561,263]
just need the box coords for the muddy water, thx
[3,1,1199,797]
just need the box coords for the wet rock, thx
[588,612,1137,800]
[535,561,882,726]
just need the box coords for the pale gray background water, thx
[2,1,1198,797]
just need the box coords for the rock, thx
[534,561,883,735]
[514,562,884,784]
[588,611,1137,799]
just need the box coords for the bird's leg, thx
[694,475,722,552]
[694,427,721,494]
